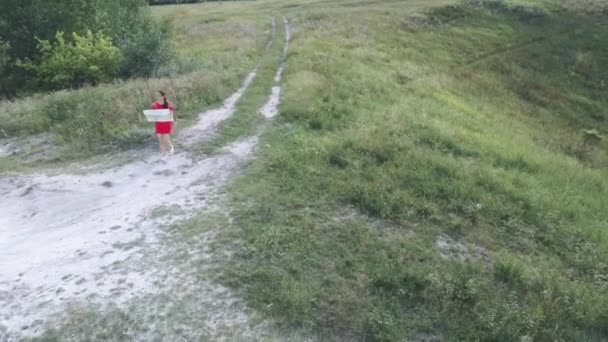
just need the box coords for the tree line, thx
[0,0,173,98]
[148,0,250,5]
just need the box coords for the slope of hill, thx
[216,0,608,340]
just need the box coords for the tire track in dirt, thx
[181,16,276,145]
[0,17,280,341]
[260,17,291,119]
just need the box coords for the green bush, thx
[0,0,174,95]
[114,17,174,78]
[20,31,121,91]
[0,40,16,97]
[494,255,526,287]
[0,41,9,74]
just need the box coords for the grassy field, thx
[5,0,608,340]
[209,0,608,341]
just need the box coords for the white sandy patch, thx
[435,234,491,264]
[0,135,258,338]
[260,86,282,119]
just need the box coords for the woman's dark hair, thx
[159,90,169,109]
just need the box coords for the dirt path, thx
[0,17,290,341]
[260,17,290,119]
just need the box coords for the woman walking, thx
[151,90,175,157]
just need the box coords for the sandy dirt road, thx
[0,17,290,341]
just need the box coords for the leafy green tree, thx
[0,0,98,63]
[20,31,122,90]
[0,41,9,75]
[0,0,173,95]
[0,40,19,97]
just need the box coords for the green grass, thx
[216,0,608,341]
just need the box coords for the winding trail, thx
[0,16,291,341]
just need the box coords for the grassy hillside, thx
[214,0,608,340]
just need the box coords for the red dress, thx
[151,102,175,134]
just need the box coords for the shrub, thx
[19,31,122,91]
[0,40,9,82]
[494,256,526,286]
[0,41,9,74]
[114,17,174,78]
[0,0,174,95]
[0,40,17,97]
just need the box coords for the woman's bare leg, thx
[157,134,165,153]
[161,134,172,155]
[166,135,174,154]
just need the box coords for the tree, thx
[19,31,122,90]
[0,41,10,95]
[0,41,9,75]
[0,0,173,95]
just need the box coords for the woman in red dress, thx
[151,90,175,156]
